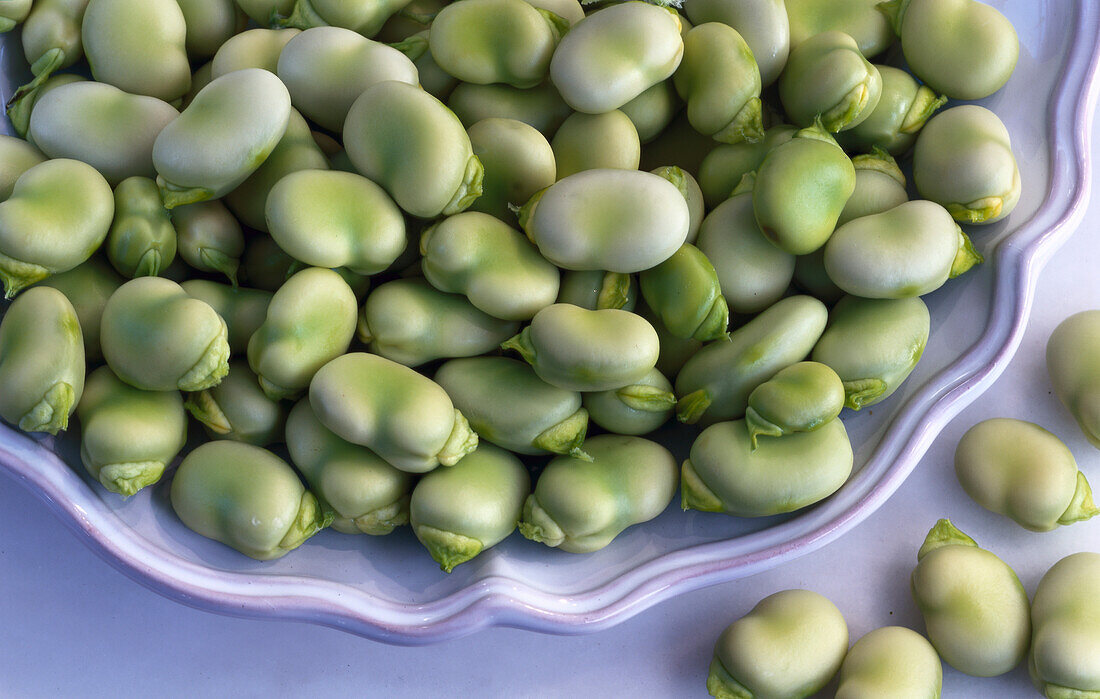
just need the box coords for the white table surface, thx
[2,133,1098,699]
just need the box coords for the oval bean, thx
[638,243,729,342]
[172,200,245,285]
[779,31,882,132]
[674,22,762,144]
[683,0,789,86]
[1029,552,1100,698]
[620,80,681,143]
[556,271,636,312]
[177,0,245,61]
[551,110,641,179]
[467,117,557,222]
[185,359,288,446]
[583,368,675,436]
[745,361,845,449]
[36,255,124,362]
[835,626,943,699]
[106,176,177,278]
[180,280,271,355]
[836,149,909,227]
[838,65,947,156]
[697,124,797,209]
[210,27,299,77]
[1047,310,1100,449]
[786,0,894,58]
[0,136,47,200]
[81,0,190,101]
[448,81,571,136]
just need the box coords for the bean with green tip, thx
[81,0,191,102]
[697,124,797,209]
[812,295,930,410]
[359,279,519,367]
[650,165,705,244]
[519,434,677,553]
[638,244,729,343]
[1047,310,1100,449]
[185,359,288,446]
[503,303,660,392]
[910,519,1031,677]
[435,356,589,458]
[170,441,331,560]
[106,176,177,278]
[246,266,356,401]
[28,81,179,185]
[683,417,853,516]
[153,68,292,208]
[309,352,479,473]
[674,22,763,145]
[285,397,414,535]
[837,64,947,156]
[779,30,882,132]
[707,589,848,699]
[344,80,483,219]
[0,0,32,32]
[77,366,186,496]
[556,271,636,312]
[0,158,114,298]
[676,295,828,426]
[0,286,84,435]
[836,148,909,227]
[410,443,530,572]
[684,0,790,86]
[467,117,557,222]
[913,105,1021,225]
[745,361,845,449]
[180,280,271,355]
[172,200,245,285]
[955,418,1099,532]
[101,276,230,391]
[583,368,675,437]
[1029,552,1100,698]
[550,110,640,179]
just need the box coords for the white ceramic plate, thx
[1,0,1097,644]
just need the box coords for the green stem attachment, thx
[436,409,479,466]
[500,327,537,365]
[532,407,592,460]
[387,35,429,62]
[901,87,948,134]
[876,0,912,36]
[177,323,231,391]
[1058,471,1100,526]
[97,461,167,498]
[694,296,730,342]
[350,495,411,536]
[713,97,764,145]
[18,382,74,435]
[597,272,633,310]
[184,389,232,435]
[617,384,677,412]
[706,656,753,699]
[415,524,485,573]
[917,518,977,561]
[518,494,565,548]
[273,491,333,559]
[199,248,240,286]
[842,378,887,410]
[744,406,784,451]
[680,459,723,512]
[676,389,711,424]
[851,147,906,186]
[157,178,215,210]
[442,155,484,216]
[950,228,984,278]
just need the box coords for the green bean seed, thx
[1029,552,1100,698]
[786,0,894,57]
[0,136,47,200]
[185,359,288,446]
[180,279,272,355]
[620,80,681,144]
[556,271,637,312]
[838,65,947,156]
[683,0,790,86]
[177,0,245,61]
[836,149,909,227]
[551,110,641,179]
[172,200,245,285]
[745,361,845,449]
[583,367,675,437]
[674,22,763,144]
[467,117,557,222]
[36,256,124,362]
[779,30,882,132]
[638,243,729,342]
[106,176,177,278]
[836,626,942,699]
[281,0,412,37]
[210,27,300,77]
[697,124,797,209]
[1046,310,1100,449]
[81,0,190,102]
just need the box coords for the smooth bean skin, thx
[674,22,762,144]
[28,81,179,186]
[556,271,637,312]
[171,441,330,560]
[639,244,729,342]
[911,519,1031,677]
[277,27,419,133]
[37,256,124,362]
[583,367,675,436]
[106,177,177,278]
[77,366,186,496]
[549,1,684,114]
[420,211,559,321]
[210,27,299,77]
[359,279,518,367]
[283,0,411,37]
[882,0,1018,100]
[81,0,190,101]
[812,295,930,410]
[172,200,245,285]
[683,417,852,517]
[786,0,894,57]
[620,80,681,143]
[101,277,230,391]
[521,169,690,273]
[0,158,114,298]
[824,200,981,299]
[344,80,483,219]
[0,0,32,32]
[177,0,245,61]
[519,434,677,553]
[285,398,413,535]
[1047,310,1100,449]
[236,0,294,24]
[17,0,89,91]
[835,626,943,699]
[779,31,881,133]
[551,110,641,179]
[266,170,406,276]
[707,590,848,699]
[467,118,557,222]
[838,65,947,156]
[745,361,845,449]
[435,356,589,458]
[684,0,789,86]
[637,301,703,378]
[224,109,329,232]
[913,105,1021,225]
[0,287,84,435]
[1029,553,1100,697]
[836,150,910,227]
[695,185,796,315]
[153,69,292,208]
[246,267,356,401]
[676,295,828,426]
[309,352,479,473]
[185,359,287,446]
[0,136,47,200]
[651,166,705,245]
[180,280,271,355]
[448,81,571,137]
[697,124,797,209]
[503,304,660,392]
[955,418,1099,532]
[753,123,855,255]
[429,0,561,88]
[410,444,530,572]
